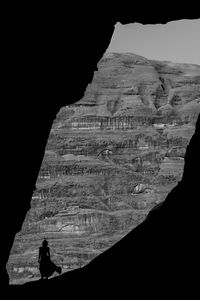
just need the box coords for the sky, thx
[106,19,200,65]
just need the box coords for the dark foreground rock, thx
[2,8,200,298]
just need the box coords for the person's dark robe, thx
[39,246,61,278]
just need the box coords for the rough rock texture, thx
[7,52,200,283]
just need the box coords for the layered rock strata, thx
[7,52,200,283]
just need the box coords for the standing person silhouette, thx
[38,239,62,280]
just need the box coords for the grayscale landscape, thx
[7,51,200,284]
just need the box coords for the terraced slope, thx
[7,52,200,284]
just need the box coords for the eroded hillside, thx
[7,52,200,284]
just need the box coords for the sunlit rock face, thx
[7,52,200,283]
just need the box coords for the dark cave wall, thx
[2,8,199,287]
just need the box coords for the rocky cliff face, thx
[7,52,200,283]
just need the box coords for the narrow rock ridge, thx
[7,52,200,284]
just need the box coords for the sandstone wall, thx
[7,52,200,283]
